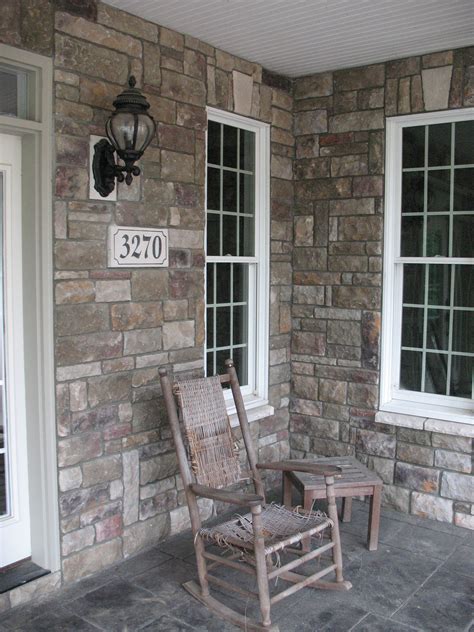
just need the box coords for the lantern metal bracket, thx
[92,139,123,198]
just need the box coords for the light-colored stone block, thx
[422,66,453,111]
[441,472,474,503]
[123,450,139,526]
[233,71,253,116]
[59,466,82,492]
[9,571,61,608]
[454,512,474,530]
[411,491,453,523]
[424,418,474,438]
[375,411,425,429]
[95,280,131,302]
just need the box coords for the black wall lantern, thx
[93,76,156,197]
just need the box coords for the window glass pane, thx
[222,170,237,212]
[207,167,220,211]
[425,353,448,395]
[401,216,423,256]
[428,123,451,166]
[239,217,254,257]
[402,172,424,213]
[426,309,449,351]
[233,347,248,386]
[403,264,425,304]
[222,214,237,256]
[426,215,449,257]
[233,264,249,302]
[401,307,424,348]
[233,305,248,345]
[400,350,422,391]
[450,355,473,398]
[427,170,450,213]
[452,215,474,257]
[206,213,220,255]
[206,263,214,301]
[240,129,255,171]
[215,306,231,347]
[240,173,255,215]
[206,307,214,348]
[402,126,425,168]
[216,264,231,303]
[454,265,474,308]
[428,264,450,306]
[216,349,231,375]
[452,311,473,354]
[453,168,474,212]
[455,121,474,165]
[0,454,6,515]
[223,125,238,168]
[207,120,220,164]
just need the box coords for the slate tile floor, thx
[0,500,472,631]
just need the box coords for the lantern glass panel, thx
[106,112,155,154]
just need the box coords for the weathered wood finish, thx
[159,361,352,631]
[288,456,383,551]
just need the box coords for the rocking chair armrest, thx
[189,483,264,507]
[256,460,342,477]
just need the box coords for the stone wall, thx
[1,0,293,590]
[290,49,474,529]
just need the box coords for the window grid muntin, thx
[206,122,255,258]
[400,119,473,399]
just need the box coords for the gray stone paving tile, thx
[339,509,406,545]
[115,547,172,579]
[383,522,466,561]
[393,569,474,632]
[335,543,442,618]
[351,613,422,631]
[441,544,474,578]
[275,598,367,631]
[131,558,197,604]
[140,614,195,631]
[157,535,195,561]
[168,593,239,631]
[11,610,102,632]
[66,579,164,632]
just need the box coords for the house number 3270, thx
[108,226,169,268]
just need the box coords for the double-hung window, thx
[381,109,474,423]
[205,108,270,415]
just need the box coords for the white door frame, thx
[0,44,58,571]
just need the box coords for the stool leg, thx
[368,485,382,551]
[302,490,313,552]
[283,472,292,507]
[341,496,352,522]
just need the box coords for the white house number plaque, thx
[108,226,169,268]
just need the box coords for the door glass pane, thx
[0,65,29,119]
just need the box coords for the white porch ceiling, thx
[104,0,473,78]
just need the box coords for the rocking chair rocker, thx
[159,359,351,631]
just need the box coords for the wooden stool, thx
[283,456,383,551]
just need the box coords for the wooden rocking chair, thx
[159,359,351,631]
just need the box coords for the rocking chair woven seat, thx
[200,503,332,555]
[159,359,351,632]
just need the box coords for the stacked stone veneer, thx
[290,49,474,529]
[1,0,473,610]
[1,0,293,595]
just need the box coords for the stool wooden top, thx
[289,456,382,491]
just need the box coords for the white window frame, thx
[381,108,474,425]
[205,107,272,424]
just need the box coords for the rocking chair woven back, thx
[175,375,241,489]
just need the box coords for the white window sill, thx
[226,395,274,427]
[377,400,474,438]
